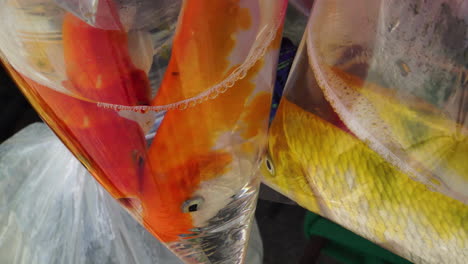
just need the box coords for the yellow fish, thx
[314,66,468,203]
[358,77,468,201]
[261,97,468,263]
[304,0,468,204]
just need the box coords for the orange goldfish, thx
[142,0,286,243]
[12,0,151,200]
[10,0,287,255]
[62,8,151,105]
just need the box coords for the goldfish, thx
[347,70,467,202]
[62,10,151,105]
[261,79,468,263]
[305,0,468,203]
[312,60,468,203]
[142,0,286,247]
[7,0,287,262]
[11,0,152,201]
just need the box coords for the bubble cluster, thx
[97,20,283,113]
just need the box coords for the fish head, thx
[260,100,324,213]
[143,150,256,242]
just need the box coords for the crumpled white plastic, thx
[0,123,263,264]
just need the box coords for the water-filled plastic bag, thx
[261,1,468,263]
[0,123,264,264]
[0,0,287,262]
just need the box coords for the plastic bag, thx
[282,1,309,45]
[289,0,313,16]
[307,0,468,202]
[0,1,286,262]
[0,123,263,264]
[261,1,468,263]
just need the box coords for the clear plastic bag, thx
[261,1,468,263]
[282,1,309,45]
[307,0,468,202]
[289,0,313,16]
[0,123,263,264]
[0,1,286,262]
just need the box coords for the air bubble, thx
[88,21,284,116]
[218,85,229,93]
[196,97,204,105]
[188,100,197,108]
[225,80,235,88]
[242,60,252,70]
[178,102,188,110]
[238,69,247,79]
[209,91,219,100]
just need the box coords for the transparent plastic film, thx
[0,0,287,263]
[0,0,181,98]
[261,3,468,264]
[307,0,468,203]
[0,123,264,264]
[0,123,185,264]
[289,0,314,17]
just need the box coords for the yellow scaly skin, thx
[261,98,468,264]
[318,68,468,201]
[360,85,468,199]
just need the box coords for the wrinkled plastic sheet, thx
[0,123,263,264]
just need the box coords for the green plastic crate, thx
[304,212,413,264]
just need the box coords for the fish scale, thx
[262,98,468,264]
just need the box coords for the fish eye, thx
[265,155,275,176]
[181,196,205,213]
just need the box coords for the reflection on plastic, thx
[261,1,468,263]
[0,0,287,263]
[0,0,180,97]
[289,0,314,16]
[0,123,263,264]
[308,0,468,202]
